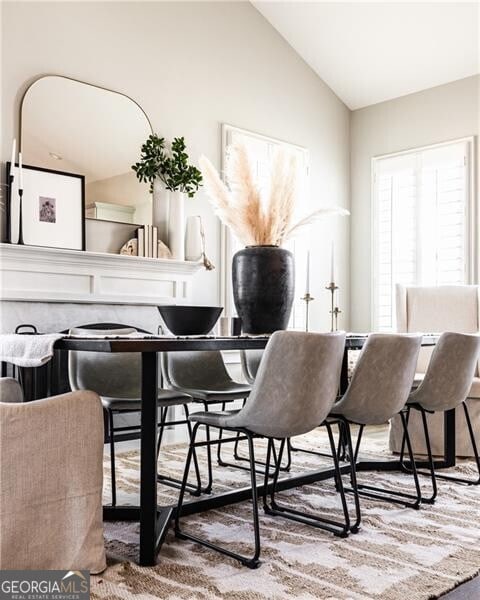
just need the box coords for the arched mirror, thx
[20,75,152,226]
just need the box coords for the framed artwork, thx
[7,163,85,250]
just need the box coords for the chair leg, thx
[175,423,198,531]
[289,436,339,461]
[266,438,285,511]
[233,431,243,460]
[216,401,255,471]
[156,406,168,459]
[233,398,248,460]
[401,412,423,507]
[175,426,261,569]
[353,414,422,509]
[399,407,437,503]
[185,405,203,495]
[264,427,352,538]
[246,433,261,567]
[353,424,364,463]
[262,439,274,513]
[156,404,204,496]
[400,402,480,487]
[399,407,409,471]
[216,401,227,465]
[341,420,362,532]
[463,401,480,484]
[280,438,292,471]
[203,401,213,494]
[325,422,350,535]
[108,409,117,507]
[419,408,438,502]
[336,427,347,461]
[216,398,287,476]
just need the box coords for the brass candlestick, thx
[301,292,315,332]
[333,306,342,331]
[325,282,339,332]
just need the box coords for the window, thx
[221,124,310,329]
[372,138,474,331]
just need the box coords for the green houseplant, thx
[132,135,202,259]
[132,134,202,197]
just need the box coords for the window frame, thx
[220,123,310,323]
[370,136,476,331]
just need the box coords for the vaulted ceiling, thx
[253,2,480,109]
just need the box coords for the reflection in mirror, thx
[21,76,153,225]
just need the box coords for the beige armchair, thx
[390,285,480,457]
[0,379,106,572]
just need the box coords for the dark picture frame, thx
[6,162,85,251]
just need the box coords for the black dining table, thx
[54,333,451,566]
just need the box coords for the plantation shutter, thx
[373,140,470,331]
[375,154,417,330]
[420,143,468,286]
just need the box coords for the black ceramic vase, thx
[232,245,295,334]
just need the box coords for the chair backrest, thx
[335,333,422,425]
[410,332,480,411]
[396,284,480,375]
[0,378,24,403]
[228,331,345,438]
[240,350,263,384]
[68,324,144,398]
[0,390,106,571]
[162,350,235,390]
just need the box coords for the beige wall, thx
[350,75,480,331]
[86,171,152,230]
[1,1,350,330]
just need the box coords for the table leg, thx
[340,349,349,395]
[139,351,161,566]
[443,408,456,468]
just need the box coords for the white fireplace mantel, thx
[0,243,203,305]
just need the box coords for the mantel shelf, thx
[0,243,203,305]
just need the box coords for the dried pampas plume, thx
[199,143,348,247]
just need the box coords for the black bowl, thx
[158,305,223,336]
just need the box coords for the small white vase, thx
[168,190,185,260]
[185,215,203,261]
[152,179,169,245]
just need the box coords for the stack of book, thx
[137,225,159,258]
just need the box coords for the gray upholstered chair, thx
[240,348,295,471]
[400,332,480,501]
[331,333,423,508]
[391,284,480,457]
[162,350,251,491]
[69,325,200,505]
[0,378,106,572]
[0,377,24,403]
[240,350,263,384]
[175,331,356,569]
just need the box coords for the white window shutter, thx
[373,140,471,331]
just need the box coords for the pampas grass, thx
[199,143,348,247]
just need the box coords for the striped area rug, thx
[92,428,480,600]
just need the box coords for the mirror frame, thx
[19,75,154,229]
[19,74,153,152]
